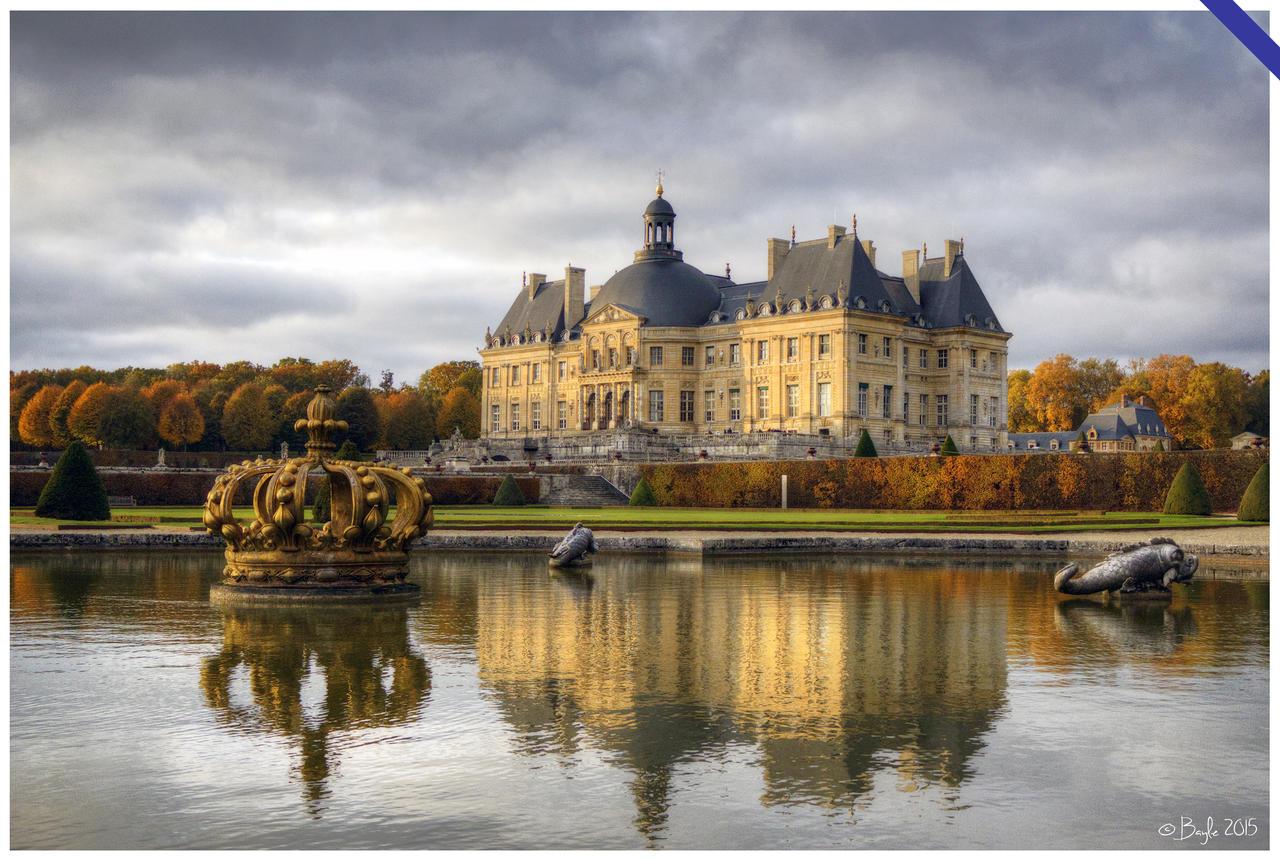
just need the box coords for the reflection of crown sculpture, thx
[204,385,432,602]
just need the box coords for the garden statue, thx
[203,386,432,603]
[1054,538,1197,598]
[549,522,598,568]
[156,447,166,468]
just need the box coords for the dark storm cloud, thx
[10,10,1269,381]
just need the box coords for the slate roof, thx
[492,278,568,342]
[915,256,1005,332]
[590,257,724,327]
[1007,431,1079,451]
[1009,399,1170,452]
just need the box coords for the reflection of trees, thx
[420,554,1009,841]
[200,606,430,815]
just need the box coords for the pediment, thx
[581,303,647,326]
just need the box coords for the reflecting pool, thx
[10,550,1269,850]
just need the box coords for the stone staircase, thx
[541,474,631,507]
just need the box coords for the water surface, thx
[10,550,1269,849]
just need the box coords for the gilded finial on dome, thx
[655,168,665,197]
[852,213,857,235]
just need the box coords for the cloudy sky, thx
[10,7,1271,386]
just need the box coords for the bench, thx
[107,496,137,507]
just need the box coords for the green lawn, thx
[9,505,1245,534]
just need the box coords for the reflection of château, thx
[200,606,430,814]
[453,557,1010,837]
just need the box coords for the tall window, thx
[531,401,542,430]
[491,403,500,432]
[511,365,521,384]
[492,367,501,385]
[970,349,978,369]
[857,383,868,417]
[903,391,910,423]
[970,394,979,425]
[682,346,695,366]
[679,390,695,422]
[882,385,893,419]
[626,347,635,366]
[903,347,909,367]
[705,345,715,367]
[757,386,770,419]
[858,334,867,354]
[511,403,521,431]
[818,382,832,417]
[532,363,541,382]
[648,390,664,422]
[883,337,892,359]
[919,394,928,426]
[786,338,799,362]
[786,384,800,418]
[557,401,567,430]
[937,394,948,427]
[757,340,769,363]
[650,346,664,366]
[989,352,999,373]
[818,333,831,358]
[704,390,715,422]
[729,343,741,365]
[990,396,1000,427]
[919,349,927,369]
[729,388,741,421]
[937,349,949,369]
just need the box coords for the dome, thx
[592,258,722,327]
[644,196,675,217]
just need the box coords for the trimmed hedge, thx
[11,470,540,507]
[492,474,527,506]
[629,477,657,507]
[1237,464,1268,522]
[35,442,110,520]
[1163,462,1212,515]
[639,449,1267,511]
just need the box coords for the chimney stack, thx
[564,267,585,328]
[902,249,921,305]
[828,224,847,249]
[861,239,876,268]
[944,239,963,278]
[527,272,546,301]
[767,237,791,280]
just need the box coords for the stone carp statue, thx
[549,522,598,568]
[1054,537,1197,597]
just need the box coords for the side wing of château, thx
[479,185,1011,454]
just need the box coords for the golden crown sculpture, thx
[204,385,432,602]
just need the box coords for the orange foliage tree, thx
[18,384,63,448]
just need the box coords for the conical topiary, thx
[1163,461,1213,515]
[493,474,527,506]
[35,441,111,520]
[1152,439,1165,452]
[1237,463,1268,522]
[854,429,878,457]
[939,434,959,457]
[312,439,363,521]
[1073,430,1089,453]
[629,477,657,507]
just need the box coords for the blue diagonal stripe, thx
[1201,0,1280,78]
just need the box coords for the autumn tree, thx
[97,387,157,449]
[1005,369,1036,432]
[378,390,437,450]
[1023,354,1083,431]
[1180,362,1249,449]
[18,384,64,448]
[158,393,206,450]
[1244,370,1269,436]
[335,386,381,451]
[68,382,115,448]
[1077,357,1124,413]
[49,380,88,447]
[278,390,313,449]
[221,383,275,451]
[1142,354,1196,446]
[419,361,480,399]
[313,359,363,392]
[436,386,481,439]
[455,367,482,400]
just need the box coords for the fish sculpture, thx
[1054,537,1197,597]
[549,522,598,568]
